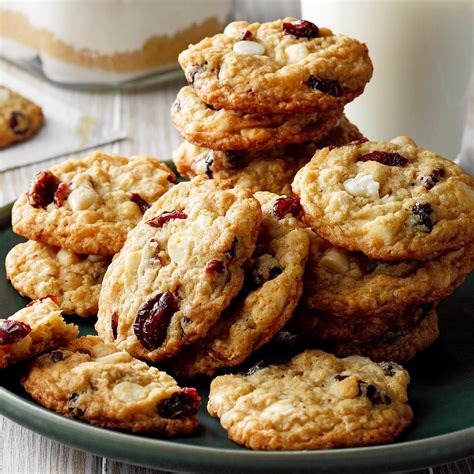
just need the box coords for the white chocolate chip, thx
[343,172,380,198]
[224,21,250,38]
[390,136,417,147]
[56,248,80,266]
[0,88,11,102]
[167,231,191,265]
[112,382,147,402]
[319,248,349,273]
[285,43,309,63]
[124,251,142,275]
[68,187,98,211]
[233,40,265,55]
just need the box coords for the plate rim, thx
[1,200,474,472]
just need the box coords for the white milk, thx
[301,0,473,159]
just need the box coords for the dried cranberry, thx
[111,312,119,339]
[130,193,151,214]
[249,264,282,288]
[9,111,30,134]
[53,182,70,207]
[272,196,303,219]
[225,237,238,259]
[133,292,178,350]
[205,258,225,274]
[146,210,187,228]
[379,361,396,377]
[282,19,319,38]
[26,295,59,306]
[67,393,84,418]
[188,62,207,85]
[225,151,243,169]
[157,387,201,419]
[358,381,391,405]
[420,168,445,190]
[0,320,31,345]
[205,153,214,178]
[28,171,61,208]
[167,174,178,184]
[50,350,64,363]
[305,75,342,97]
[359,151,408,166]
[242,29,253,40]
[412,202,433,232]
[334,374,349,382]
[207,347,224,360]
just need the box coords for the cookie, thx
[179,18,373,114]
[208,349,412,450]
[11,151,176,256]
[293,140,474,260]
[168,192,309,378]
[303,229,474,317]
[0,85,44,149]
[96,177,262,362]
[6,240,110,317]
[173,116,363,195]
[21,336,200,435]
[171,85,342,150]
[290,304,432,344]
[0,297,78,369]
[325,308,440,363]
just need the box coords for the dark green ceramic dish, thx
[1,202,473,473]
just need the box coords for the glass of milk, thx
[301,0,473,159]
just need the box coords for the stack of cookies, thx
[171,17,373,195]
[6,151,177,317]
[290,137,474,363]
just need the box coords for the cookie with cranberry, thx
[168,192,309,378]
[208,349,412,450]
[171,85,342,150]
[0,297,78,369]
[0,86,44,149]
[179,18,373,114]
[21,336,200,435]
[96,177,262,362]
[325,308,439,363]
[293,140,474,260]
[290,304,431,344]
[302,229,474,317]
[6,240,110,317]
[12,151,176,256]
[173,116,363,195]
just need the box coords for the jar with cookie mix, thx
[0,0,232,89]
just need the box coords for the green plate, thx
[1,202,473,473]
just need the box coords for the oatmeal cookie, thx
[168,192,309,378]
[6,240,110,317]
[293,140,474,260]
[21,336,200,436]
[96,177,262,362]
[208,349,412,450]
[303,229,474,317]
[179,18,373,114]
[325,308,440,363]
[173,116,363,195]
[290,304,432,344]
[0,297,78,369]
[11,151,176,256]
[0,85,44,149]
[171,85,342,150]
